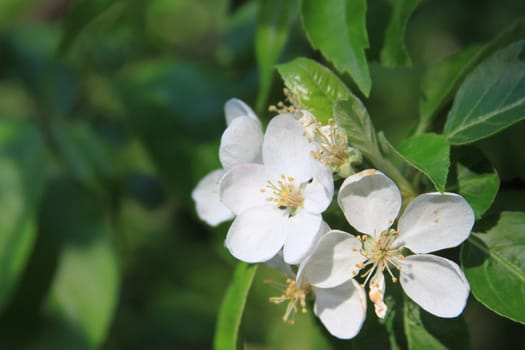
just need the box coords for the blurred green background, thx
[0,0,524,349]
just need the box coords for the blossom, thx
[266,234,367,339]
[220,114,334,264]
[302,169,474,318]
[191,98,263,226]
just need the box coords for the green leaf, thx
[380,0,421,68]
[277,57,353,123]
[462,211,525,324]
[404,299,469,350]
[457,163,499,219]
[0,0,37,30]
[214,262,257,350]
[255,0,299,113]
[444,40,525,145]
[301,0,371,96]
[0,121,45,313]
[417,17,525,135]
[35,178,120,349]
[55,122,117,190]
[333,98,379,159]
[57,0,127,55]
[334,100,417,198]
[395,133,450,192]
[417,45,483,134]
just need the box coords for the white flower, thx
[302,169,474,318]
[220,114,334,264]
[266,235,367,340]
[191,98,263,226]
[294,110,361,178]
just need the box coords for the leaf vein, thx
[448,94,525,138]
[468,236,525,283]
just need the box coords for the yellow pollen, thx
[358,229,406,296]
[310,119,352,170]
[268,278,311,324]
[268,88,302,114]
[263,174,304,211]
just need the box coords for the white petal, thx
[399,254,470,318]
[303,177,333,214]
[219,164,271,215]
[263,114,317,182]
[298,230,365,288]
[265,251,295,277]
[219,116,263,169]
[282,211,322,265]
[397,193,475,253]
[338,170,401,238]
[191,169,234,226]
[224,98,258,125]
[294,110,318,138]
[225,206,288,263]
[313,280,367,339]
[369,272,387,318]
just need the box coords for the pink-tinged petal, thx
[225,206,288,263]
[397,193,475,253]
[282,211,323,265]
[298,230,365,288]
[303,177,333,214]
[313,280,367,339]
[400,254,470,318]
[191,169,233,226]
[338,170,401,238]
[224,98,259,125]
[219,116,263,168]
[219,164,271,215]
[263,114,318,182]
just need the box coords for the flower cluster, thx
[192,98,475,339]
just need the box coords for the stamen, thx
[268,88,302,115]
[355,230,406,318]
[267,278,311,325]
[264,174,304,212]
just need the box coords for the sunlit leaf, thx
[462,211,525,324]
[444,40,525,145]
[277,57,352,123]
[214,262,257,350]
[255,0,299,113]
[395,133,450,192]
[301,0,371,96]
[404,299,469,350]
[380,0,421,68]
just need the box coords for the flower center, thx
[304,119,361,178]
[261,174,304,214]
[353,229,406,318]
[266,278,311,324]
[357,229,405,285]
